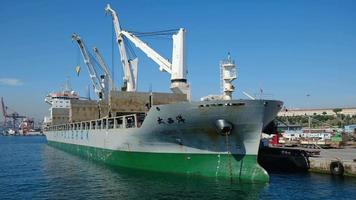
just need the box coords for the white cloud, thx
[0,78,24,86]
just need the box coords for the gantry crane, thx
[1,97,26,132]
[105,4,190,100]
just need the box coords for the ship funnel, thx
[215,119,233,135]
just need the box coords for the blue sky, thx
[0,0,356,121]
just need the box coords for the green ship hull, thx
[48,140,269,183]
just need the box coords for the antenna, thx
[64,76,72,91]
[87,84,91,100]
[149,83,152,93]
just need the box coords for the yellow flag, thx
[75,66,81,76]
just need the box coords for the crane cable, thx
[129,28,179,36]
[111,20,115,88]
[128,29,178,40]
[123,37,137,59]
[121,28,180,60]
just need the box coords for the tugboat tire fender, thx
[329,161,344,176]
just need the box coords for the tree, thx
[332,108,343,128]
[333,108,342,115]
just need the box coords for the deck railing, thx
[44,114,141,132]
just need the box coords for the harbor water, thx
[1,136,356,200]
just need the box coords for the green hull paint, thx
[47,141,269,183]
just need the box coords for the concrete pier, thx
[309,147,356,177]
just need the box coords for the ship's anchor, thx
[215,119,232,135]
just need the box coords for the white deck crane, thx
[105,4,190,100]
[105,4,138,92]
[93,47,114,91]
[72,33,108,101]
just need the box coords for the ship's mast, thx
[220,53,237,100]
[200,53,237,101]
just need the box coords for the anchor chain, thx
[225,132,233,181]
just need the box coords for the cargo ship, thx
[44,4,282,183]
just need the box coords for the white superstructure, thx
[45,90,79,108]
[44,86,79,125]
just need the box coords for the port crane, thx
[105,4,190,100]
[72,33,110,101]
[105,4,138,92]
[1,97,26,132]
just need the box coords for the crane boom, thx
[120,30,172,73]
[93,47,114,91]
[104,5,190,100]
[1,97,6,117]
[72,33,104,100]
[105,4,137,92]
[120,30,190,99]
